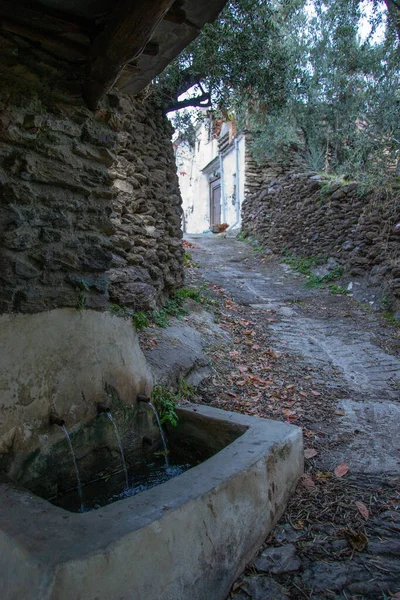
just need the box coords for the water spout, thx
[137,394,150,403]
[61,424,83,511]
[107,412,129,490]
[49,412,65,427]
[149,402,169,468]
[96,402,110,414]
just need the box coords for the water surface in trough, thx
[50,443,204,513]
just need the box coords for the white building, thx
[174,116,246,234]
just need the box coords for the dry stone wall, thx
[0,34,183,315]
[242,149,400,305]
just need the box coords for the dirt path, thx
[186,233,400,600]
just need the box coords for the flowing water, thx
[149,402,169,468]
[61,424,83,510]
[107,412,129,490]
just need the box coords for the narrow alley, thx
[186,233,400,599]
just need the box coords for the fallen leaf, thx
[236,380,247,386]
[344,529,368,552]
[311,390,321,396]
[315,471,331,479]
[243,330,254,336]
[293,520,305,530]
[335,409,346,416]
[334,463,349,478]
[300,475,315,489]
[238,365,249,373]
[304,448,318,459]
[151,339,158,345]
[355,501,369,520]
[226,392,238,399]
[299,391,308,398]
[252,345,261,351]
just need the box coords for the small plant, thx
[183,251,201,268]
[132,312,150,330]
[177,377,194,400]
[183,251,193,266]
[76,293,87,310]
[174,288,203,303]
[110,304,150,330]
[149,288,207,328]
[237,230,249,241]
[383,311,400,328]
[150,308,170,328]
[282,253,343,289]
[152,385,179,427]
[329,285,351,295]
[77,279,90,291]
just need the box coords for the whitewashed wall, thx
[175,122,246,234]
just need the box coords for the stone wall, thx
[0,33,183,315]
[242,149,400,305]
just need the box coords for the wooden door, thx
[210,183,221,226]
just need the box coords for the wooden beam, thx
[163,8,187,25]
[0,18,88,59]
[84,0,176,110]
[143,42,160,56]
[0,0,92,36]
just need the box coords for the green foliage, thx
[282,254,343,288]
[174,288,204,303]
[149,288,206,328]
[76,279,90,291]
[132,312,150,330]
[76,293,87,311]
[329,285,351,295]
[281,254,320,275]
[383,311,400,327]
[109,304,150,330]
[177,377,194,400]
[152,385,179,427]
[183,251,194,267]
[237,230,249,241]
[157,0,399,192]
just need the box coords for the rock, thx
[274,523,305,543]
[254,544,302,574]
[233,575,288,600]
[311,257,339,279]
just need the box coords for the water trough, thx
[0,404,303,600]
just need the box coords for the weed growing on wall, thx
[329,285,351,295]
[281,254,344,289]
[152,385,179,427]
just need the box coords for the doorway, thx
[210,180,221,227]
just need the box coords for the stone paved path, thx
[186,233,400,600]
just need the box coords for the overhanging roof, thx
[0,0,227,108]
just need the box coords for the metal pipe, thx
[137,394,150,403]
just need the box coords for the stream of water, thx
[149,402,169,468]
[107,412,129,490]
[61,424,83,511]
